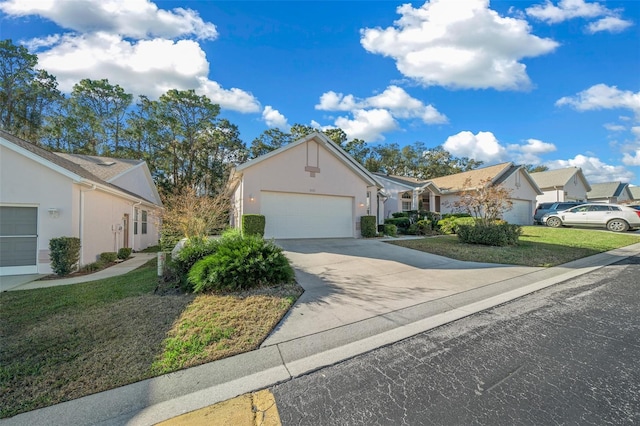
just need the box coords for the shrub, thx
[384,217,411,233]
[392,212,409,218]
[457,223,522,246]
[171,237,220,285]
[117,247,132,260]
[99,252,118,263]
[437,216,476,234]
[49,237,81,276]
[361,215,377,238]
[242,214,266,237]
[187,230,294,292]
[384,224,398,237]
[415,219,433,235]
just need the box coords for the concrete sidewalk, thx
[0,252,157,292]
[2,241,640,426]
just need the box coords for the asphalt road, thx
[271,254,640,425]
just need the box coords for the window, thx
[141,210,148,235]
[134,208,139,235]
[401,192,412,212]
[366,191,371,215]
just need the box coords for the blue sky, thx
[1,0,638,184]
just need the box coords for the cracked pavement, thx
[271,254,640,425]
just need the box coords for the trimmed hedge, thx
[384,224,398,237]
[361,215,377,238]
[117,247,132,260]
[437,216,476,234]
[457,223,522,246]
[49,237,81,276]
[384,217,411,232]
[242,214,265,237]
[99,252,118,263]
[188,230,294,292]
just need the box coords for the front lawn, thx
[0,259,302,418]
[389,226,640,267]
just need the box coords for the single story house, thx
[229,132,383,238]
[0,130,162,276]
[374,162,543,225]
[629,186,640,204]
[529,167,591,204]
[586,182,633,204]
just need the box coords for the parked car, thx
[543,203,640,232]
[533,201,585,224]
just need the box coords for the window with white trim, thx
[134,208,139,235]
[141,210,148,235]
[401,192,412,211]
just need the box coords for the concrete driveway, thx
[262,238,542,346]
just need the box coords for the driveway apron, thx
[262,238,542,346]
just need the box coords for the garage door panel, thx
[0,237,37,267]
[261,192,353,239]
[0,206,38,275]
[503,200,532,225]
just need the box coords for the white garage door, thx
[261,192,353,239]
[502,200,532,225]
[0,206,38,275]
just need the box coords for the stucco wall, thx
[537,175,589,203]
[110,164,160,205]
[236,140,374,236]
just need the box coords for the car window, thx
[588,205,610,212]
[610,206,621,211]
[570,206,590,213]
[538,203,554,209]
[557,203,579,210]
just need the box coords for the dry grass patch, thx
[0,260,302,419]
[390,226,640,267]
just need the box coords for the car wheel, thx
[606,219,629,232]
[546,217,562,228]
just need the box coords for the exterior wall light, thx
[48,208,60,219]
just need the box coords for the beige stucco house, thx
[0,130,162,276]
[586,181,633,204]
[375,162,543,225]
[229,132,382,238]
[529,167,591,204]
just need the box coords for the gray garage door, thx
[0,206,38,275]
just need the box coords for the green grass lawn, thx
[0,259,302,418]
[389,226,640,267]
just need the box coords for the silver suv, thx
[543,203,640,232]
[533,201,584,224]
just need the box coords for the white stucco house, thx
[374,162,543,225]
[0,130,162,276]
[229,132,383,238]
[529,167,591,204]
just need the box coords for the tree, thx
[419,145,482,179]
[0,39,61,141]
[249,128,292,158]
[525,164,549,173]
[453,177,513,226]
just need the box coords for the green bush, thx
[437,216,476,234]
[392,212,409,218]
[384,224,398,237]
[457,223,522,246]
[117,247,132,260]
[242,214,266,237]
[49,237,81,276]
[360,215,377,238]
[384,217,411,232]
[415,219,434,235]
[187,230,294,292]
[99,252,118,263]
[171,237,220,286]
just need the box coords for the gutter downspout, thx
[79,184,97,266]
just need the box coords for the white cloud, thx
[604,123,627,132]
[526,0,633,34]
[587,16,633,34]
[546,154,635,183]
[0,0,217,40]
[507,138,557,164]
[360,0,558,90]
[622,151,640,166]
[556,84,640,116]
[443,131,507,162]
[526,0,607,23]
[2,0,261,113]
[262,106,290,130]
[334,109,398,142]
[316,92,359,111]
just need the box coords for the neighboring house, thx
[627,186,640,204]
[229,132,382,238]
[375,162,542,225]
[529,167,591,204]
[586,182,633,204]
[0,130,162,276]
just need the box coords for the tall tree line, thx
[0,38,497,197]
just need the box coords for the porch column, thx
[429,192,436,212]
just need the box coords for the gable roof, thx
[629,186,640,201]
[233,132,382,188]
[56,153,142,182]
[427,162,514,193]
[587,181,630,199]
[372,173,425,189]
[529,167,591,191]
[0,129,160,206]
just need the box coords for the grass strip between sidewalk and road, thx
[389,226,640,267]
[0,258,302,419]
